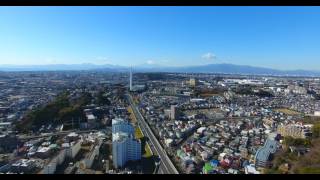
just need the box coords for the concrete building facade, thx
[112,118,141,169]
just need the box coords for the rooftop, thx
[255,139,278,162]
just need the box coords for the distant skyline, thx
[1,6,320,70]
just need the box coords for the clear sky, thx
[1,6,320,70]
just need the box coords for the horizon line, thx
[0,62,319,72]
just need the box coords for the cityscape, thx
[1,6,320,174]
[1,70,320,174]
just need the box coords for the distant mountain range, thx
[1,63,320,77]
[0,64,126,72]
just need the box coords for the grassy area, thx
[135,126,144,139]
[143,143,153,158]
[301,116,320,124]
[127,106,137,124]
[133,98,139,105]
[134,126,153,158]
[295,167,320,174]
[184,108,221,116]
[274,108,301,115]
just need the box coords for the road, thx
[18,130,98,140]
[126,94,179,174]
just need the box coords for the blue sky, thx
[0,6,320,70]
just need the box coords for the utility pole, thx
[129,66,133,91]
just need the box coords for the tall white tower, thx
[129,66,133,91]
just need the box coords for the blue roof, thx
[210,159,219,166]
[255,139,278,162]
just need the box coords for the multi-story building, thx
[112,118,141,168]
[287,85,307,95]
[314,105,320,116]
[112,118,134,135]
[112,132,141,168]
[277,124,311,139]
[189,78,197,87]
[170,105,178,120]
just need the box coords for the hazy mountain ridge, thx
[136,63,320,76]
[1,63,320,77]
[0,64,126,72]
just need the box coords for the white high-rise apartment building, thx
[112,118,141,168]
[112,132,141,168]
[112,118,134,135]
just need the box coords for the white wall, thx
[40,140,82,174]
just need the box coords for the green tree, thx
[312,123,320,138]
[284,136,311,147]
[96,91,111,105]
[15,91,90,132]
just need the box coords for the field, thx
[184,108,222,116]
[135,126,144,139]
[301,116,320,124]
[274,108,301,115]
[143,143,153,158]
[127,106,137,124]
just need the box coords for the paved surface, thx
[126,94,179,174]
[18,130,99,140]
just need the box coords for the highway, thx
[126,94,179,174]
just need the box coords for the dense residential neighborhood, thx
[1,70,320,174]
